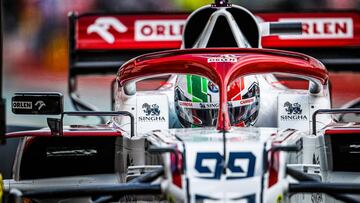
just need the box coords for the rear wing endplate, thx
[68,13,185,111]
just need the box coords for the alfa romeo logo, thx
[208,81,219,93]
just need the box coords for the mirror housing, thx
[12,92,63,115]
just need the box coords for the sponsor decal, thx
[280,101,307,121]
[35,100,46,110]
[135,20,185,41]
[230,97,256,108]
[77,14,360,50]
[208,81,219,93]
[12,101,32,109]
[195,152,256,179]
[207,54,238,63]
[178,101,218,109]
[138,117,166,122]
[139,103,166,122]
[178,101,193,107]
[199,102,219,109]
[142,103,160,116]
[279,18,353,39]
[284,101,302,114]
[46,148,98,157]
[240,98,255,105]
[87,17,128,44]
[179,99,254,109]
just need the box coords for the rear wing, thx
[69,11,360,111]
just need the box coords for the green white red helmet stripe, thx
[228,77,245,101]
[175,74,260,127]
[186,75,209,102]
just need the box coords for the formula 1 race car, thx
[2,0,360,203]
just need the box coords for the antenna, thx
[212,0,231,7]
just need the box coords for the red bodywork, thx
[118,48,328,131]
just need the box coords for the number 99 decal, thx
[195,152,256,179]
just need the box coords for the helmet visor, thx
[176,97,256,127]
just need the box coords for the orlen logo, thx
[12,101,32,109]
[279,18,353,39]
[207,54,238,63]
[135,20,185,41]
[87,17,128,44]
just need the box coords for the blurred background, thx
[3,0,360,127]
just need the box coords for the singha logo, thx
[142,103,160,116]
[139,103,165,122]
[280,101,307,121]
[284,101,302,114]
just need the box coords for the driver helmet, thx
[175,75,260,127]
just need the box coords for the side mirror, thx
[12,92,63,115]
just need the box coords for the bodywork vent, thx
[326,133,360,172]
[19,136,116,180]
